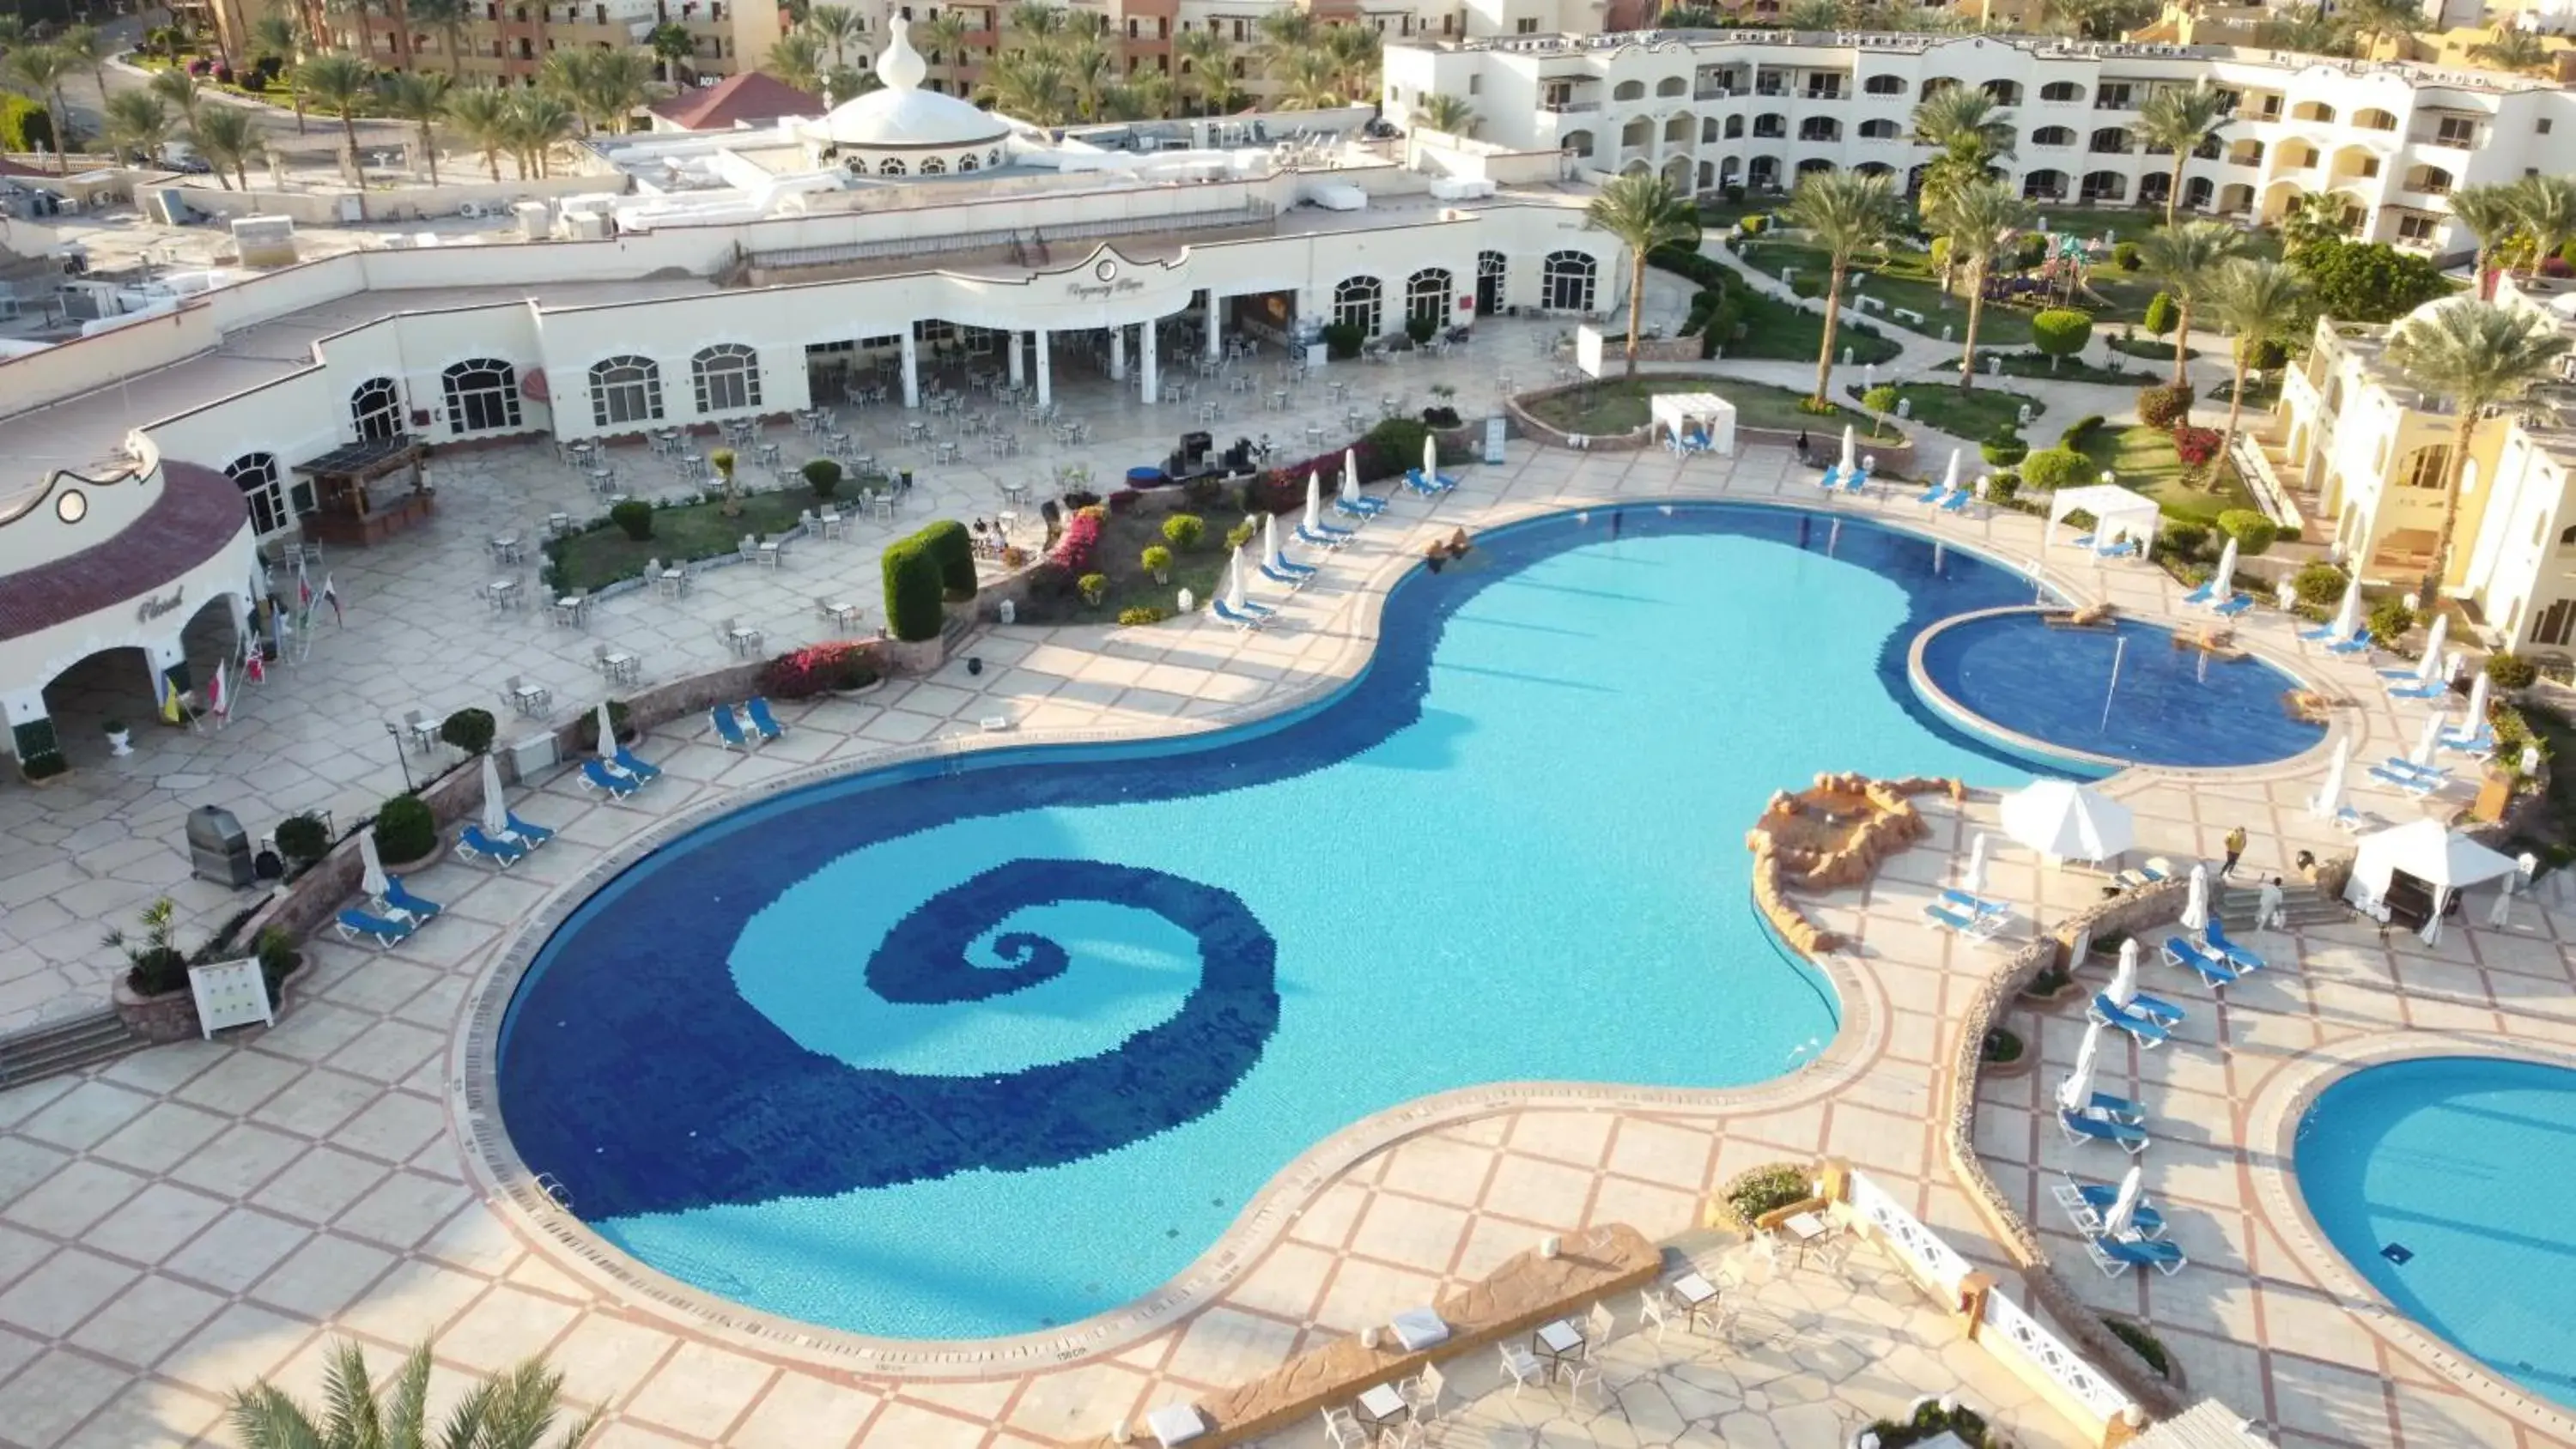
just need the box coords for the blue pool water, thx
[2295,1056,2576,1409]
[1919,614,2323,767]
[498,503,2044,1340]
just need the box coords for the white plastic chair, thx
[1637,1287,1673,1344]
[1317,1406,1366,1449]
[1402,1361,1445,1426]
[1497,1343,1546,1401]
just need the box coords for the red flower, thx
[2172,426,2221,469]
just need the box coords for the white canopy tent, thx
[2047,483,2163,552]
[2343,818,2518,931]
[1650,392,1737,457]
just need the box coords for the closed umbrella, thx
[359,826,390,904]
[1838,424,1856,475]
[1422,434,1440,481]
[2415,613,2449,685]
[1340,457,1363,507]
[1999,779,2135,863]
[2109,937,2142,1008]
[2330,580,2363,641]
[480,752,509,838]
[2057,1020,2108,1116]
[2490,869,2518,929]
[1226,546,1250,611]
[2457,670,2491,742]
[1942,448,1960,496]
[2101,1164,2148,1238]
[593,700,627,776]
[2180,864,2209,932]
[2066,925,2093,973]
[1961,832,1989,894]
[2310,737,2350,820]
[1304,475,1325,534]
[2208,537,2238,604]
[1264,512,1288,573]
[2411,708,2447,767]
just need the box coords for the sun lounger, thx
[2324,630,2372,655]
[2202,919,2268,973]
[2088,993,2172,1047]
[2389,678,2447,700]
[1297,523,1352,549]
[2180,579,2216,607]
[2086,1232,2189,1278]
[2298,619,2342,640]
[2068,1084,2147,1121]
[2100,538,2142,558]
[504,813,554,848]
[381,876,443,922]
[1939,489,1971,514]
[612,747,662,784]
[455,824,530,869]
[2330,803,2367,835]
[710,705,758,752]
[1261,558,1312,586]
[580,759,641,798]
[2366,763,2439,797]
[1916,482,1948,505]
[2161,935,2240,988]
[2442,727,2495,756]
[1941,888,2011,919]
[1923,899,2004,940]
[2059,1107,2150,1153]
[1841,468,1870,494]
[2114,858,2173,891]
[744,697,786,743]
[2052,1179,2167,1239]
[2213,593,2253,618]
[1212,597,1267,630]
[335,907,416,949]
[1334,494,1387,518]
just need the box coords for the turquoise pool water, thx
[2296,1056,2576,1409]
[499,504,2042,1340]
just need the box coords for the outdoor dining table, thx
[818,510,848,541]
[598,648,641,684]
[1352,1383,1410,1438]
[1670,1272,1722,1333]
[653,567,687,599]
[935,440,962,464]
[756,442,781,465]
[485,579,520,611]
[1269,388,1291,411]
[551,595,590,628]
[1328,380,1351,403]
[1780,1210,1833,1270]
[586,467,616,493]
[757,540,784,569]
[999,480,1033,507]
[906,418,933,442]
[1532,1318,1583,1376]
[819,599,860,630]
[489,535,524,564]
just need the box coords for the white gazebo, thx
[799,16,1013,178]
[2047,483,2162,552]
[1650,392,1737,457]
[2344,818,2518,934]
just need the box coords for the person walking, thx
[2257,875,2285,933]
[2221,824,2248,878]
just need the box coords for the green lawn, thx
[1995,350,2148,385]
[2110,334,2196,362]
[1856,383,2044,441]
[1526,375,1868,437]
[551,484,858,591]
[1739,239,2020,347]
[2072,425,2254,524]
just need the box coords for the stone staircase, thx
[2214,882,2346,931]
[0,1009,143,1089]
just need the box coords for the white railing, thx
[1982,1291,2138,1424]
[1850,1171,1972,1296]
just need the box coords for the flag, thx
[296,561,313,609]
[244,645,264,686]
[321,574,342,627]
[206,663,228,720]
[158,677,183,725]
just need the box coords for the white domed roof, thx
[812,17,1009,149]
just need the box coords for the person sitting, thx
[1443,527,1473,560]
[1425,539,1449,574]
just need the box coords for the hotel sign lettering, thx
[137,585,185,623]
[1066,277,1148,300]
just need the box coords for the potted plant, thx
[1423,384,1462,430]
[1141,544,1172,584]
[1078,573,1109,607]
[104,718,132,756]
[105,899,190,997]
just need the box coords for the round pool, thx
[1916,612,2323,768]
[496,503,2043,1341]
[2295,1056,2576,1410]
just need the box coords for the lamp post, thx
[382,721,414,793]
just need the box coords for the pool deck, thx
[0,430,2561,1448]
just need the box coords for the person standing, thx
[2257,875,2285,933]
[2221,824,2248,878]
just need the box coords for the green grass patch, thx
[2111,334,2196,362]
[1022,509,1227,624]
[550,485,849,591]
[1740,238,2022,347]
[2073,424,2253,524]
[1527,374,1866,435]
[1855,382,2044,441]
[1995,350,2146,385]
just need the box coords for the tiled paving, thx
[0,288,2545,1447]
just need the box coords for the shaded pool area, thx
[1916,613,2322,768]
[2295,1056,2576,1410]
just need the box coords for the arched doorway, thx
[1476,251,1507,315]
[350,377,403,441]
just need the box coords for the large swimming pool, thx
[2295,1056,2576,1410]
[497,503,2041,1340]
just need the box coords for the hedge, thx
[2030,308,2094,360]
[2021,447,2092,493]
[0,94,55,155]
[910,518,977,602]
[2215,508,2279,556]
[2142,291,2179,337]
[882,537,946,641]
[374,794,438,864]
[2057,415,2105,449]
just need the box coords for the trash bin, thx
[185,806,255,888]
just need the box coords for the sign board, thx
[1575,324,1606,380]
[189,959,273,1038]
[1483,415,1507,465]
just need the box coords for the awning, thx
[2348,818,2517,898]
[2047,482,2162,549]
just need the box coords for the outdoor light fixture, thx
[382,721,415,793]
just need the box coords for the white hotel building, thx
[1384,30,2576,256]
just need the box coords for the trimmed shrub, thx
[802,457,843,499]
[1737,213,1768,236]
[373,793,437,864]
[2215,508,2279,556]
[2367,594,2417,645]
[2172,423,2222,474]
[574,700,632,752]
[2015,233,2048,269]
[1320,322,1364,360]
[1980,427,2028,467]
[274,813,331,865]
[1224,518,1257,551]
[2250,336,2290,371]
[1051,507,1104,572]
[1929,236,1952,274]
[610,499,653,541]
[1713,1163,1813,1231]
[2292,561,2350,610]
[2030,308,2094,361]
[1987,472,2021,502]
[1722,183,1746,203]
[2142,290,2180,336]
[107,900,190,997]
[1117,605,1170,626]
[910,518,978,601]
[1077,573,1109,606]
[2162,522,2209,558]
[0,94,55,154]
[881,537,945,642]
[2057,414,2105,448]
[1140,543,1173,579]
[1162,512,1206,550]
[1861,384,1899,415]
[439,706,497,755]
[2487,651,2540,690]
[2136,383,2195,429]
[2020,446,2092,494]
[2112,239,2142,271]
[1405,313,1438,344]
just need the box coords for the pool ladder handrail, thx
[532,1172,574,1211]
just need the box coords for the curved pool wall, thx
[497,502,2047,1340]
[2294,1056,2576,1411]
[1915,612,2324,769]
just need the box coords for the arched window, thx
[959,153,979,171]
[2399,444,2451,490]
[350,377,402,441]
[1855,161,1895,178]
[1662,113,1692,144]
[588,355,664,427]
[2040,81,2084,104]
[1541,251,1595,312]
[2081,170,2127,202]
[1753,112,1785,139]
[1983,79,2022,105]
[1920,76,1958,100]
[692,344,762,414]
[440,358,520,434]
[2032,125,2075,148]
[988,149,1001,167]
[2022,169,2068,201]
[1562,129,1595,158]
[1702,118,1720,144]
[2290,100,2336,123]
[879,156,907,175]
[2089,127,2129,153]
[1477,250,1507,313]
[1863,75,1905,95]
[1857,118,1900,140]
[920,156,946,174]
[1332,275,1382,336]
[1796,157,1833,176]
[1798,117,1839,142]
[2404,165,2453,195]
[2184,176,2215,209]
[227,452,291,537]
[1723,114,1743,139]
[2558,524,2575,547]
[1613,79,1645,101]
[1655,76,1685,97]
[1406,267,1452,325]
[1621,118,1652,149]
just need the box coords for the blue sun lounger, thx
[710,705,757,752]
[1941,888,2011,919]
[1405,466,1459,495]
[2214,593,2254,618]
[335,907,416,949]
[1916,482,1948,505]
[2389,676,2448,700]
[2162,935,2240,988]
[2299,618,2345,640]
[1841,468,1870,494]
[2180,578,2216,607]
[1939,489,1971,514]
[2202,919,2268,973]
[2088,993,2172,1047]
[504,813,553,849]
[1923,899,2005,940]
[1297,519,1353,548]
[2087,1233,2188,1277]
[2110,984,2187,1024]
[455,824,530,869]
[580,759,640,799]
[612,746,662,784]
[381,876,443,922]
[2059,1107,2150,1153]
[2367,763,2441,797]
[1212,597,1267,630]
[2325,630,2373,655]
[744,697,786,743]
[2053,1178,2167,1239]
[1334,492,1387,518]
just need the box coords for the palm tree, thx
[1930,179,2032,391]
[149,66,208,132]
[577,48,656,135]
[2279,191,2352,255]
[2204,258,2309,493]
[2446,181,2524,298]
[191,104,267,189]
[805,4,866,67]
[916,10,972,95]
[1171,27,1229,115]
[1009,1,1069,46]
[1783,169,1903,405]
[1911,86,2014,227]
[249,11,310,131]
[2342,0,2421,55]
[444,83,511,180]
[1059,37,1116,120]
[1585,172,1701,378]
[228,1339,598,1449]
[2384,300,2573,607]
[506,89,576,177]
[6,45,76,173]
[2508,173,2576,278]
[2253,3,2353,54]
[2136,220,2251,390]
[977,49,1068,124]
[1321,22,1380,103]
[407,0,471,76]
[1270,48,1343,110]
[1253,9,1315,76]
[1415,93,1476,139]
[765,30,825,94]
[378,70,450,185]
[56,24,114,108]
[2134,85,2231,228]
[2468,26,2551,75]
[295,52,375,185]
[102,90,174,165]
[822,63,875,103]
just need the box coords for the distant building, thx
[649,72,825,133]
[172,0,783,91]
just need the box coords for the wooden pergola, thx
[293,435,433,547]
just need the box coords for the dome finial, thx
[878,15,927,94]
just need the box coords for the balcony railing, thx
[1542,100,1601,114]
[2409,129,2480,149]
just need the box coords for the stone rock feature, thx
[1746,773,1965,955]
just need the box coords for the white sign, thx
[190,959,274,1038]
[1483,415,1508,465]
[1575,325,1607,380]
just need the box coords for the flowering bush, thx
[762,641,878,699]
[1050,507,1104,573]
[2171,425,2221,470]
